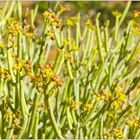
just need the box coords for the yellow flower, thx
[132,10,140,18]
[112,11,122,17]
[64,53,71,60]
[113,100,120,108]
[85,19,91,27]
[82,103,93,114]
[63,39,70,46]
[0,67,4,75]
[13,59,32,77]
[32,64,62,91]
[0,43,5,48]
[95,93,102,101]
[126,116,139,127]
[5,73,11,81]
[108,112,116,120]
[6,18,22,35]
[132,20,140,35]
[104,132,111,138]
[43,11,61,28]
[85,19,95,30]
[72,44,78,51]
[133,26,140,35]
[47,30,55,40]
[105,92,112,100]
[112,128,123,138]
[71,16,78,23]
[45,68,53,77]
[115,87,126,102]
[43,11,50,18]
[112,87,126,108]
[57,4,70,16]
[66,19,73,27]
[69,99,77,108]
[14,64,21,72]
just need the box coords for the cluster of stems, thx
[0,1,140,139]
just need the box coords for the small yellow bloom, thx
[63,39,70,46]
[105,92,112,100]
[112,11,122,17]
[14,64,21,72]
[66,19,73,27]
[115,87,126,102]
[113,100,120,108]
[5,74,11,81]
[85,19,95,30]
[112,128,123,138]
[72,44,78,51]
[82,103,93,113]
[95,93,102,101]
[132,20,140,35]
[0,43,5,48]
[132,10,140,18]
[126,116,139,127]
[43,11,51,18]
[57,4,70,16]
[45,68,53,77]
[0,67,4,75]
[69,99,77,108]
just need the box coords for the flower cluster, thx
[22,20,35,39]
[61,38,78,52]
[6,18,35,40]
[7,34,17,48]
[43,11,61,28]
[102,89,113,102]
[13,58,32,77]
[68,98,77,109]
[6,18,22,36]
[112,128,123,139]
[104,128,123,139]
[31,64,62,92]
[94,87,126,109]
[81,103,93,115]
[126,116,139,128]
[45,30,55,40]
[4,109,23,134]
[113,87,126,108]
[58,48,73,63]
[94,89,113,102]
[85,19,95,30]
[0,67,11,81]
[66,17,77,27]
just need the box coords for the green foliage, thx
[0,1,140,139]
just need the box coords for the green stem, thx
[26,92,39,138]
[6,49,16,83]
[95,13,104,63]
[45,94,64,139]
[20,79,28,116]
[33,112,39,139]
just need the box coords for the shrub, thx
[0,1,140,139]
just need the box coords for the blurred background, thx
[1,1,140,26]
[22,1,140,26]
